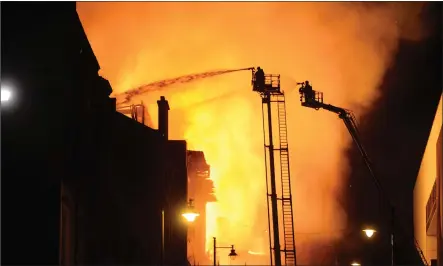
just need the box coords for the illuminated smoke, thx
[78,2,425,265]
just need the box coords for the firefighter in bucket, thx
[253,66,265,92]
[299,80,314,102]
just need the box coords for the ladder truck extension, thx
[251,68,297,266]
[297,83,429,266]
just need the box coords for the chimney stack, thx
[157,96,170,140]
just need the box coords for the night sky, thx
[342,3,442,265]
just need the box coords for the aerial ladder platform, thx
[297,83,429,266]
[251,68,296,266]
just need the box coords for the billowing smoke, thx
[77,2,425,265]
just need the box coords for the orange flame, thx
[78,2,425,264]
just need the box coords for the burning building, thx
[187,150,216,265]
[118,98,217,266]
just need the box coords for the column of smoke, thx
[78,2,425,265]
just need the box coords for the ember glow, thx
[78,2,425,264]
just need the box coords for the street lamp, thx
[182,199,200,222]
[351,262,361,266]
[318,227,375,265]
[162,199,199,265]
[1,86,12,102]
[213,237,238,266]
[361,208,395,266]
[362,228,376,238]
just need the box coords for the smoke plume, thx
[77,2,425,265]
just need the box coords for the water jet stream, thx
[115,67,253,105]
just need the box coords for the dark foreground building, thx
[2,2,187,265]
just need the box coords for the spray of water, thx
[115,67,253,105]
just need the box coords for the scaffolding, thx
[116,103,146,125]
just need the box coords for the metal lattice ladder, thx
[276,94,296,266]
[255,70,296,266]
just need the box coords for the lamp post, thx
[162,199,199,266]
[361,211,395,266]
[339,227,374,266]
[161,209,165,266]
[315,227,374,266]
[213,237,238,266]
[390,207,395,266]
[295,227,376,266]
[182,199,200,222]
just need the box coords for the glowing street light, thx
[182,199,200,222]
[362,228,376,238]
[182,211,199,222]
[351,262,361,266]
[1,87,12,102]
[162,199,199,265]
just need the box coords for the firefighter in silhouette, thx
[254,67,265,91]
[303,81,314,101]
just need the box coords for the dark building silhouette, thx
[2,2,188,265]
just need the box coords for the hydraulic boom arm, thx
[301,96,383,194]
[298,85,429,266]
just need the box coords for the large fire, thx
[77,3,425,265]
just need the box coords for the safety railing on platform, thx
[264,74,281,90]
[300,90,323,104]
